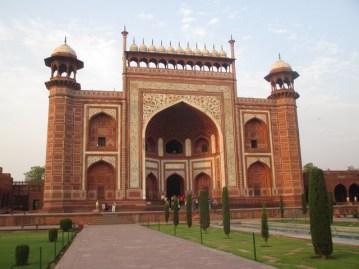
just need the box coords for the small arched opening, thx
[349,183,359,202]
[166,174,184,200]
[194,173,211,197]
[334,184,347,203]
[165,139,183,154]
[146,173,159,200]
[87,161,116,200]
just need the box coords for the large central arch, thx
[142,100,225,199]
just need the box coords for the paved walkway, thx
[56,225,274,269]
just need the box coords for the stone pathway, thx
[56,224,275,269]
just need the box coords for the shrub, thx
[261,205,269,243]
[15,245,29,266]
[164,201,170,223]
[199,190,210,231]
[173,197,179,226]
[59,218,73,232]
[222,186,231,237]
[186,193,192,228]
[48,228,58,242]
[309,166,333,258]
[279,196,284,219]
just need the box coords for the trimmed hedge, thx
[186,193,192,228]
[48,229,58,242]
[309,166,333,258]
[15,245,29,266]
[261,205,269,243]
[164,201,170,223]
[59,218,73,232]
[173,196,179,227]
[222,186,230,237]
[199,190,210,231]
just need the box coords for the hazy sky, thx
[0,0,358,180]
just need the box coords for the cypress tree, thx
[199,190,210,231]
[301,193,307,215]
[164,200,170,223]
[279,196,284,219]
[328,192,333,225]
[261,205,269,243]
[222,186,231,238]
[186,193,193,228]
[309,166,333,258]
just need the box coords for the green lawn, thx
[148,224,359,269]
[271,219,359,228]
[0,230,73,269]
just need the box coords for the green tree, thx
[164,200,170,223]
[279,196,285,219]
[261,205,269,243]
[199,190,210,231]
[328,192,333,225]
[303,163,315,173]
[309,166,333,258]
[222,186,231,238]
[24,166,45,182]
[186,193,192,228]
[301,193,308,222]
[173,196,179,234]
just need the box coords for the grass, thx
[148,224,359,269]
[0,230,73,269]
[271,219,359,228]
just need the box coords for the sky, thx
[0,0,358,180]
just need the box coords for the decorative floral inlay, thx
[87,155,116,169]
[88,107,117,120]
[142,93,221,125]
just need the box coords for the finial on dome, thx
[64,36,67,44]
[124,25,126,31]
[152,39,154,45]
[278,53,281,60]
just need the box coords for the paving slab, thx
[56,224,275,269]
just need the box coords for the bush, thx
[222,186,231,237]
[59,218,73,232]
[261,205,269,243]
[309,166,333,258]
[164,201,170,223]
[186,194,192,228]
[48,228,58,242]
[15,245,29,266]
[199,190,210,231]
[328,192,333,224]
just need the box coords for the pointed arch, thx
[87,112,117,151]
[87,160,116,200]
[193,172,211,197]
[247,161,272,196]
[244,118,269,152]
[334,184,347,203]
[146,173,159,200]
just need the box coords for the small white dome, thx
[52,43,77,58]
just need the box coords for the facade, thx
[42,29,303,212]
[0,167,13,211]
[304,170,359,204]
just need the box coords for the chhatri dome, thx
[51,37,77,58]
[269,54,293,74]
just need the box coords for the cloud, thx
[0,18,122,180]
[138,12,154,21]
[208,17,219,25]
[268,24,288,34]
[137,12,165,27]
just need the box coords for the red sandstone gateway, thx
[42,28,303,212]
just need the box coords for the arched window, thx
[244,118,269,152]
[146,137,156,153]
[194,137,209,154]
[165,139,183,154]
[334,184,347,203]
[87,113,117,151]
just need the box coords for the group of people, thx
[95,200,117,212]
[161,193,218,210]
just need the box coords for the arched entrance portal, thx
[247,161,272,196]
[144,101,223,199]
[194,173,211,197]
[87,161,116,200]
[146,173,159,200]
[166,174,184,200]
[334,184,347,203]
[349,183,359,202]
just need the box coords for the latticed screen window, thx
[251,139,257,149]
[98,137,106,147]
